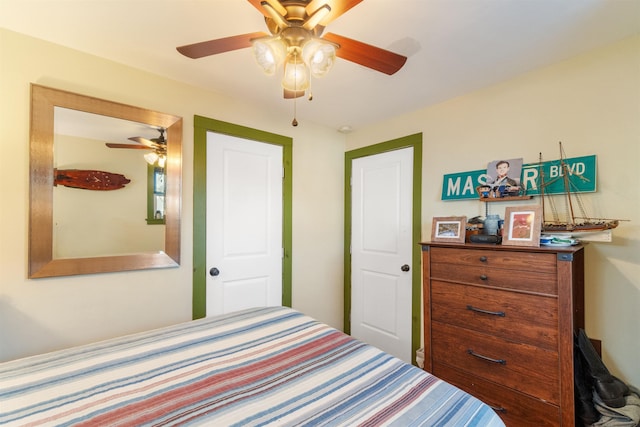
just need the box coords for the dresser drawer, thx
[431,280,558,350]
[430,247,557,274]
[432,322,560,404]
[430,262,557,294]
[433,362,561,427]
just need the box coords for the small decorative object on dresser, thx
[421,242,585,426]
[502,205,542,247]
[431,216,467,243]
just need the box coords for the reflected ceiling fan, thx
[105,128,167,166]
[176,0,407,101]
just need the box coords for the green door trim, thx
[344,133,422,363]
[192,115,293,319]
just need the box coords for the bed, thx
[0,306,504,426]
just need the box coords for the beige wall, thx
[0,29,345,359]
[348,36,640,387]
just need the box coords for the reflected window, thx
[147,165,166,224]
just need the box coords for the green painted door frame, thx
[344,133,422,362]
[192,115,293,319]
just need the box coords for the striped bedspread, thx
[0,306,504,426]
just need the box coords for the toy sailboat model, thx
[539,142,620,233]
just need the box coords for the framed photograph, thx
[486,158,523,187]
[431,216,467,243]
[503,205,542,247]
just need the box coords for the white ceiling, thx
[2,0,639,131]
[54,107,162,144]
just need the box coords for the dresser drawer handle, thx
[479,274,488,281]
[479,256,488,262]
[466,305,505,317]
[489,405,506,413]
[467,349,506,365]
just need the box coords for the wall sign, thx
[441,155,597,201]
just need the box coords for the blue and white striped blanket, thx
[0,306,504,426]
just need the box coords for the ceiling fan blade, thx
[322,32,407,75]
[247,0,287,18]
[306,0,363,27]
[283,89,305,99]
[177,32,268,59]
[128,136,165,150]
[261,1,290,30]
[105,143,151,150]
[302,4,331,31]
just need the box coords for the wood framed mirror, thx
[29,84,182,278]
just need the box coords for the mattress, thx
[0,306,504,426]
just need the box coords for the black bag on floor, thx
[577,329,630,409]
[575,328,637,426]
[575,333,601,425]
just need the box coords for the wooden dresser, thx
[421,242,585,426]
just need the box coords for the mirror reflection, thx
[29,84,182,278]
[54,108,166,258]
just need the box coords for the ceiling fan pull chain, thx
[292,51,299,126]
[291,98,298,127]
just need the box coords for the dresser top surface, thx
[421,241,586,254]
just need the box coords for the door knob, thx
[401,264,410,272]
[209,267,220,277]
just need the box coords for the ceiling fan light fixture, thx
[144,151,159,165]
[178,1,409,102]
[282,55,310,92]
[252,36,285,75]
[157,154,166,168]
[302,38,336,78]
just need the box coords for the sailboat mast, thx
[539,152,546,225]
[559,142,576,226]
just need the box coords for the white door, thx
[206,132,283,316]
[351,147,414,362]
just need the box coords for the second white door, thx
[351,147,414,363]
[206,132,283,316]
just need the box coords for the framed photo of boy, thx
[431,216,467,243]
[503,205,542,247]
[486,158,523,187]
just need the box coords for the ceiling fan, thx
[176,0,407,100]
[105,128,167,166]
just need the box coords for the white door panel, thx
[206,132,282,316]
[360,270,399,336]
[351,147,413,362]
